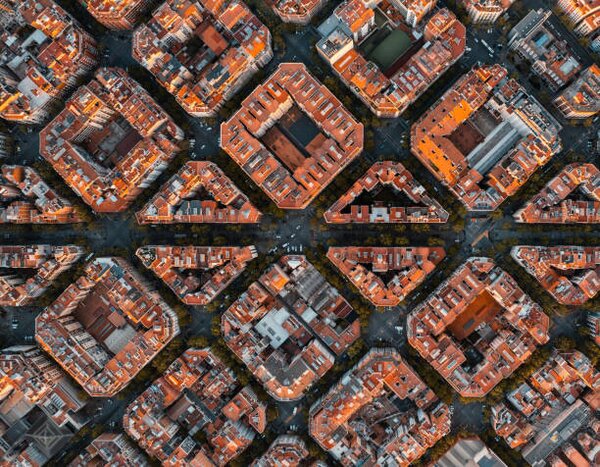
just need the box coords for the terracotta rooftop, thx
[554,64,600,119]
[251,435,309,467]
[492,350,600,466]
[222,255,360,401]
[464,0,516,24]
[221,63,364,209]
[514,163,600,223]
[556,0,600,36]
[269,0,328,24]
[407,257,550,397]
[411,64,562,211]
[132,0,273,116]
[309,347,451,465]
[324,161,449,224]
[136,161,262,224]
[512,245,600,305]
[39,67,184,213]
[0,245,83,306]
[35,257,180,397]
[124,348,267,466]
[136,245,257,305]
[83,0,152,29]
[0,0,97,123]
[327,246,445,306]
[317,4,465,117]
[0,165,83,224]
[69,432,148,467]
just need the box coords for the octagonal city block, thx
[124,348,266,466]
[411,64,562,211]
[36,257,179,397]
[39,68,184,213]
[132,0,273,117]
[309,348,451,466]
[407,257,550,398]
[0,0,97,124]
[222,255,360,401]
[316,4,465,118]
[220,63,364,209]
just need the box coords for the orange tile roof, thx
[269,0,327,24]
[136,245,257,305]
[132,0,273,116]
[0,165,83,223]
[0,0,97,123]
[136,161,262,224]
[222,255,360,401]
[407,257,550,397]
[411,64,562,211]
[83,0,152,29]
[35,257,180,397]
[512,246,600,305]
[309,348,451,465]
[251,435,309,466]
[39,68,184,213]
[554,64,600,119]
[515,163,600,223]
[317,4,465,117]
[327,246,445,306]
[124,348,266,466]
[324,161,449,224]
[492,350,600,465]
[221,63,363,209]
[69,432,149,467]
[0,245,83,306]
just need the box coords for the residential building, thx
[251,435,309,466]
[0,165,83,224]
[0,245,83,306]
[220,63,364,209]
[136,161,261,224]
[124,348,267,466]
[136,245,257,305]
[556,0,600,37]
[511,245,600,305]
[40,67,184,213]
[326,246,445,306]
[35,257,180,397]
[269,0,327,24]
[407,257,550,397]
[0,0,97,123]
[132,0,273,117]
[514,163,600,223]
[433,437,507,467]
[587,311,600,346]
[69,432,148,467]
[309,348,451,466]
[492,351,600,466]
[0,130,12,158]
[411,64,562,211]
[464,0,515,24]
[316,3,465,117]
[222,255,360,401]
[554,64,600,119]
[82,0,152,29]
[0,346,88,466]
[508,10,582,90]
[324,161,449,223]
